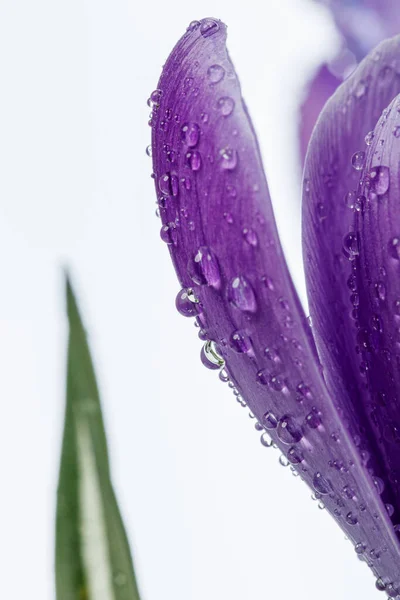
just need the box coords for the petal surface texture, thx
[303,34,400,571]
[152,19,400,587]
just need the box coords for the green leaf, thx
[55,275,141,600]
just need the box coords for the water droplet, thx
[242,228,258,247]
[186,150,202,171]
[369,165,390,195]
[355,80,367,98]
[219,367,229,382]
[386,503,394,517]
[375,281,386,301]
[393,126,400,138]
[262,411,278,429]
[305,407,321,429]
[355,542,365,554]
[181,122,200,147]
[228,276,257,312]
[288,446,303,464]
[200,18,220,37]
[188,247,220,287]
[224,212,233,224]
[146,144,152,157]
[346,512,358,525]
[279,454,290,467]
[351,151,365,171]
[375,577,386,592]
[219,147,238,170]
[297,382,312,400]
[313,472,332,495]
[373,476,385,494]
[187,20,200,31]
[269,375,285,391]
[389,237,400,259]
[160,222,177,245]
[345,190,356,209]
[217,96,235,116]
[148,89,162,107]
[365,130,375,145]
[264,347,281,363]
[175,288,199,317]
[230,330,252,353]
[201,340,224,369]
[207,64,225,83]
[260,432,273,447]
[343,232,360,259]
[158,173,179,196]
[277,416,302,445]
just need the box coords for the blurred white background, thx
[0,0,384,598]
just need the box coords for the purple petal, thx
[352,93,400,526]
[303,33,400,564]
[319,0,400,61]
[300,65,341,164]
[151,19,400,585]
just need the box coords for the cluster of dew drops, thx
[145,26,400,595]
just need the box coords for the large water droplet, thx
[228,276,257,312]
[220,147,238,170]
[343,232,360,259]
[305,407,321,429]
[201,340,224,369]
[181,122,200,147]
[175,288,199,317]
[230,330,252,353]
[375,577,386,592]
[160,222,177,245]
[313,472,332,495]
[217,96,235,116]
[242,228,258,247]
[369,165,390,195]
[186,150,202,171]
[188,247,220,287]
[277,416,302,445]
[262,411,278,429]
[346,512,358,525]
[207,64,225,83]
[351,151,365,171]
[200,18,220,37]
[158,173,179,196]
[260,432,273,447]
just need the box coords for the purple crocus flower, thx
[150,18,400,594]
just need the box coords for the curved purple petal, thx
[303,33,400,559]
[300,65,341,164]
[318,0,400,61]
[151,18,400,587]
[352,92,400,528]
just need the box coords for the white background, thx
[0,0,384,598]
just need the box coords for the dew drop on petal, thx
[181,122,200,147]
[389,237,400,259]
[175,288,199,317]
[230,330,252,353]
[260,432,273,447]
[160,222,177,245]
[351,151,365,171]
[188,247,221,287]
[346,512,358,525]
[186,150,202,171]
[201,340,224,370]
[262,411,278,429]
[220,147,238,170]
[200,18,220,37]
[207,64,225,83]
[313,472,332,495]
[365,130,375,145]
[217,96,235,116]
[242,227,258,247]
[343,232,360,259]
[277,415,302,445]
[228,275,257,312]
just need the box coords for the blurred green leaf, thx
[55,275,141,600]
